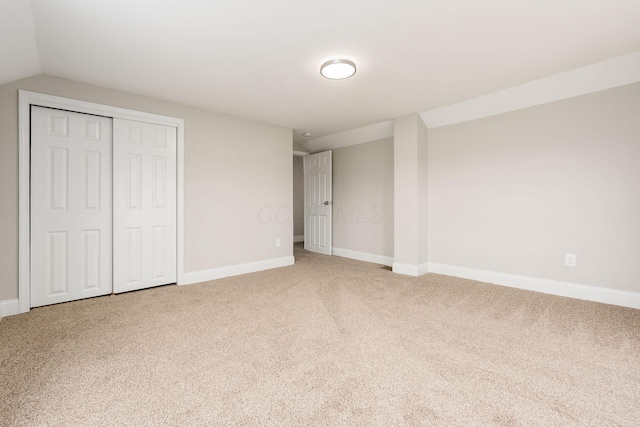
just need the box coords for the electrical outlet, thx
[275,238,281,248]
[565,253,576,267]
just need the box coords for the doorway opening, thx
[293,154,305,247]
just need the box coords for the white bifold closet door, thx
[113,119,177,293]
[31,106,113,307]
[31,108,177,308]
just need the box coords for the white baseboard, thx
[1,299,20,318]
[392,261,429,276]
[181,256,295,285]
[333,247,394,267]
[5,259,635,317]
[294,235,304,243]
[428,262,640,310]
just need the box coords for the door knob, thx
[324,201,332,205]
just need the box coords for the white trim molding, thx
[1,299,20,318]
[392,261,429,277]
[182,256,295,285]
[293,150,309,157]
[333,247,394,267]
[428,263,640,310]
[294,235,304,243]
[18,90,186,314]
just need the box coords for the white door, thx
[113,119,177,293]
[304,151,332,255]
[30,106,113,307]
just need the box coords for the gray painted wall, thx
[293,156,304,238]
[2,75,637,302]
[332,138,394,258]
[393,114,428,268]
[428,82,640,292]
[0,74,293,301]
[293,141,308,152]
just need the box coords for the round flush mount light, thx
[302,132,312,137]
[320,59,356,80]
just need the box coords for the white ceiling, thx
[3,0,640,142]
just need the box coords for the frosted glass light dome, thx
[320,59,356,80]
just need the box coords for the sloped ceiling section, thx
[302,51,640,152]
[0,0,41,85]
[3,0,640,142]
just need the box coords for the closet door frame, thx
[18,90,185,314]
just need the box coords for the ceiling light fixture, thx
[320,59,356,80]
[302,132,312,137]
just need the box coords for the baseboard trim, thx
[428,262,640,310]
[1,299,20,318]
[333,247,394,267]
[392,261,429,276]
[294,235,304,243]
[182,256,295,285]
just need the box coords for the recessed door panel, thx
[127,154,142,209]
[84,151,101,210]
[48,231,68,295]
[152,156,167,209]
[84,120,101,140]
[154,130,167,148]
[49,114,68,137]
[310,173,318,205]
[49,147,69,211]
[31,106,113,307]
[152,226,167,280]
[309,215,317,247]
[128,126,142,144]
[319,216,327,249]
[126,227,142,285]
[82,229,101,290]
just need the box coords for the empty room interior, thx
[1,0,640,425]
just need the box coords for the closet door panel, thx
[113,119,177,293]
[31,106,113,307]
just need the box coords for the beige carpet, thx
[1,246,639,426]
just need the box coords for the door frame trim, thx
[303,155,307,250]
[18,90,185,314]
